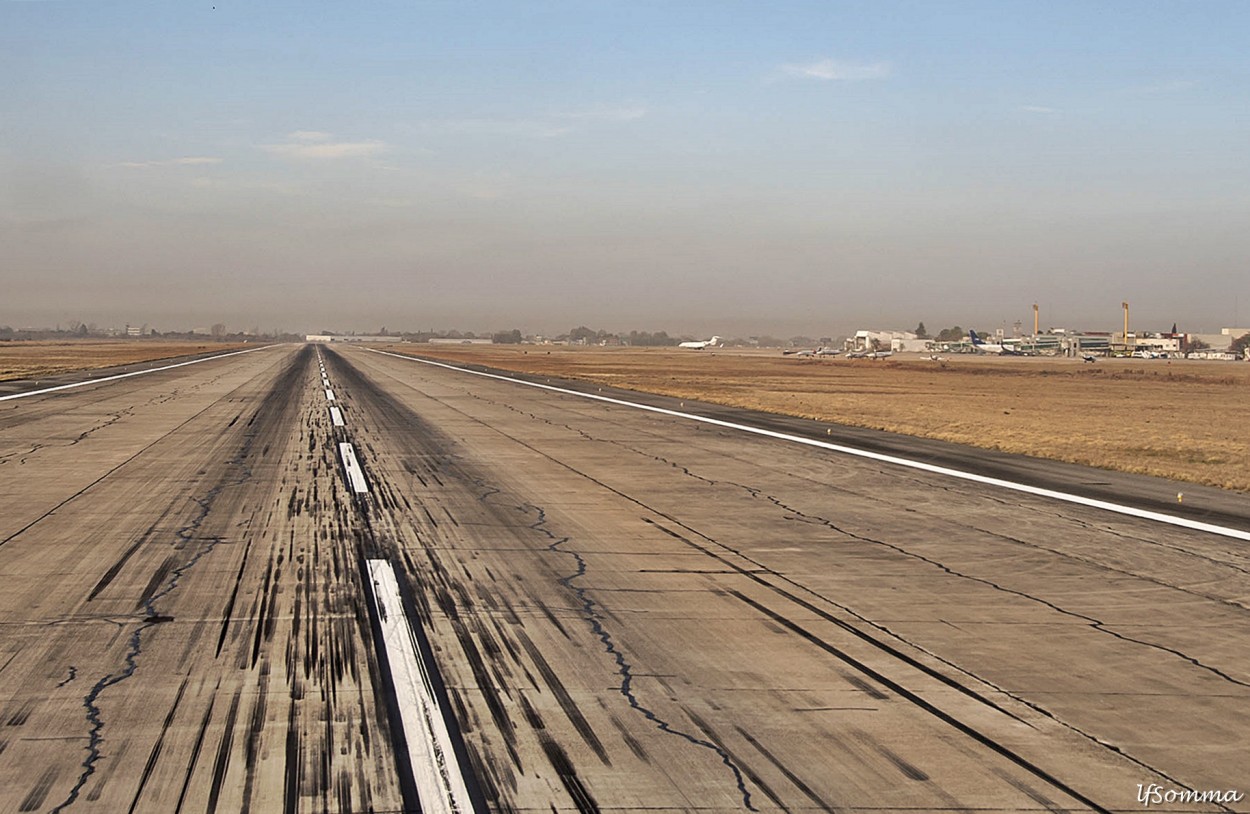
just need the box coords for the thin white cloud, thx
[287,130,333,142]
[781,59,891,82]
[116,156,223,168]
[1019,105,1060,114]
[558,105,648,122]
[261,134,387,159]
[1134,80,1196,94]
[422,119,572,139]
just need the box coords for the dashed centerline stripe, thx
[329,406,345,427]
[325,388,336,402]
[338,442,368,493]
[366,559,476,814]
[366,348,1250,543]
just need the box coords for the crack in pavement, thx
[451,387,1223,795]
[481,489,757,812]
[44,350,302,813]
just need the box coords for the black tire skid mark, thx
[47,345,310,813]
[422,374,1229,796]
[324,347,758,811]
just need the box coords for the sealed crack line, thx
[500,496,757,812]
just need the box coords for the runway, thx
[0,343,1246,812]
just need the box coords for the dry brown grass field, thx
[0,340,253,382]
[380,344,1250,493]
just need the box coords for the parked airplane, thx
[846,348,893,360]
[1082,354,1098,363]
[969,330,1023,355]
[785,347,841,357]
[679,335,722,350]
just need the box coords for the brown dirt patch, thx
[0,341,255,382]
[377,344,1250,493]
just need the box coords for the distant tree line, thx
[0,323,300,342]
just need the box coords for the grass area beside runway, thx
[375,344,1250,493]
[0,340,255,381]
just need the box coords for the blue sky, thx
[3,1,1248,335]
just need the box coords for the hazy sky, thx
[3,1,1249,336]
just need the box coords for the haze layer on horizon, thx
[3,1,1249,337]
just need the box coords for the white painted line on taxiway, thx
[325,389,336,401]
[338,442,368,493]
[330,405,345,427]
[366,559,475,814]
[0,345,277,403]
[367,348,1250,543]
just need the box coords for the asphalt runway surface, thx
[0,343,1246,813]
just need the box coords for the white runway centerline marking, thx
[338,442,368,493]
[366,559,475,814]
[330,405,345,427]
[367,348,1250,543]
[325,388,336,401]
[0,345,277,403]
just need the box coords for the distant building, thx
[1131,334,1181,354]
[848,329,930,353]
[1185,333,1234,352]
[426,337,494,345]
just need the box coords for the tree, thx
[1229,332,1250,358]
[935,325,964,342]
[211,323,226,339]
[492,329,523,344]
[568,326,598,344]
[627,330,678,346]
[914,322,929,339]
[1182,336,1209,353]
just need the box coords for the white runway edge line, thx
[0,345,276,403]
[330,405,345,427]
[338,442,369,494]
[367,349,1250,543]
[366,559,475,814]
